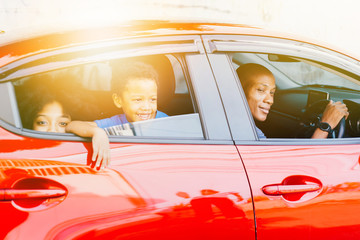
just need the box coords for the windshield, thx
[258,54,360,91]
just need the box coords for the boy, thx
[66,60,168,169]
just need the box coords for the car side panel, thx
[237,144,360,240]
[0,127,255,239]
[205,44,360,239]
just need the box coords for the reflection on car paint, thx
[238,144,360,240]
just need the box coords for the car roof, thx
[0,20,358,68]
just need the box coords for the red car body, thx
[1,21,360,239]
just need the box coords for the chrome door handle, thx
[1,189,66,201]
[262,183,321,196]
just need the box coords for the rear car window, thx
[13,54,204,139]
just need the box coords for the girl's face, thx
[33,101,71,133]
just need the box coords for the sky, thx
[1,0,360,57]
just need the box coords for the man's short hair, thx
[236,63,274,89]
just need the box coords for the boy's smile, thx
[114,78,158,122]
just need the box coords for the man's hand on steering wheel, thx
[312,100,349,139]
[321,100,349,129]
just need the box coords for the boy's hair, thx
[111,60,159,94]
[236,63,274,90]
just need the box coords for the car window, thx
[0,82,21,127]
[230,52,360,139]
[232,52,360,91]
[259,54,360,91]
[13,54,204,139]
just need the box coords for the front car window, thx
[231,52,360,139]
[232,52,360,91]
[257,54,360,90]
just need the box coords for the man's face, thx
[244,74,276,122]
[115,78,158,122]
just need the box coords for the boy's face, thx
[113,78,158,122]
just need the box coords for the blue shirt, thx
[95,111,168,129]
[256,126,266,139]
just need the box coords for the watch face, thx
[319,122,332,133]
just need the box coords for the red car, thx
[1,21,360,239]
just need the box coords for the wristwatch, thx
[317,121,333,133]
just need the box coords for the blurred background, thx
[1,0,360,57]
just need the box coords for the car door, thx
[0,33,255,239]
[204,34,360,240]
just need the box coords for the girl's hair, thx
[16,74,71,129]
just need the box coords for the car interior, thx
[13,54,202,138]
[232,52,360,139]
[12,50,360,140]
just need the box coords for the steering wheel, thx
[300,99,346,138]
[343,99,360,136]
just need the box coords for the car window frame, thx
[202,34,360,72]
[0,34,234,144]
[0,35,203,82]
[0,82,21,127]
[203,34,360,145]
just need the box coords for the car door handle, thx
[262,183,321,196]
[0,189,67,201]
